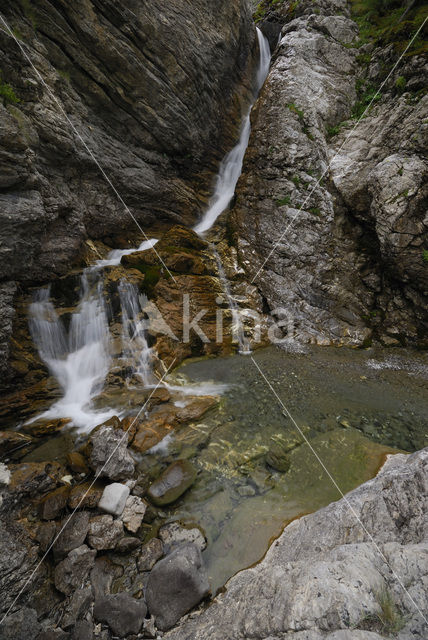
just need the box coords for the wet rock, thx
[89,426,135,481]
[147,460,197,506]
[54,545,96,596]
[0,606,41,640]
[61,587,93,630]
[146,543,210,630]
[9,461,62,497]
[53,511,90,560]
[121,495,147,533]
[159,522,207,553]
[66,452,89,475]
[36,630,70,640]
[35,521,57,554]
[131,415,175,454]
[24,417,71,438]
[98,482,130,516]
[93,593,147,636]
[116,536,141,554]
[88,515,123,551]
[90,556,122,599]
[71,620,92,640]
[68,480,104,509]
[137,538,164,572]
[39,485,70,520]
[175,396,218,423]
[0,430,33,458]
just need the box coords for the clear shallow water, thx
[142,345,428,592]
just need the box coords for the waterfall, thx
[28,241,157,431]
[211,246,251,355]
[118,280,153,387]
[193,28,271,235]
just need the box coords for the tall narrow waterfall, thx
[193,28,271,235]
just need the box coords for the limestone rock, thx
[98,482,130,516]
[54,545,96,596]
[61,587,93,630]
[0,607,41,640]
[89,426,135,481]
[121,495,147,533]
[93,592,147,636]
[147,460,197,506]
[38,485,70,520]
[87,515,124,551]
[146,543,210,630]
[68,480,104,509]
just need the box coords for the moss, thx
[349,0,428,57]
[57,69,71,82]
[18,0,37,28]
[253,0,296,23]
[308,207,321,216]
[286,102,305,121]
[276,195,291,206]
[423,249,428,263]
[0,73,19,105]
[291,175,300,186]
[395,75,406,92]
[352,80,382,119]
[131,264,161,295]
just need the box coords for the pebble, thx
[98,482,130,516]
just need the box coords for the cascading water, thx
[193,28,271,235]
[28,241,157,431]
[211,246,251,355]
[193,28,271,353]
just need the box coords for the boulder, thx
[147,460,197,506]
[68,480,104,509]
[137,537,164,572]
[89,426,135,481]
[0,430,33,458]
[38,485,70,520]
[87,515,123,551]
[23,417,71,438]
[93,593,147,636]
[146,543,210,630]
[61,587,93,630]
[71,621,92,640]
[66,452,89,475]
[159,522,207,553]
[98,482,130,516]
[35,521,57,553]
[116,536,141,553]
[54,545,96,595]
[121,495,147,533]
[0,607,41,640]
[53,511,90,560]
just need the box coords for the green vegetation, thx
[359,588,407,635]
[308,207,321,216]
[423,249,428,263]
[326,123,341,138]
[253,0,298,23]
[291,175,300,186]
[352,80,382,119]
[287,102,304,120]
[0,73,19,105]
[276,195,291,206]
[349,0,428,56]
[57,69,71,82]
[395,75,406,92]
[18,0,37,28]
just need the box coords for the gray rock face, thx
[89,426,135,481]
[232,0,427,347]
[146,542,210,630]
[0,606,41,640]
[137,537,164,572]
[93,592,147,636]
[54,544,96,595]
[164,449,428,640]
[52,511,90,560]
[0,0,257,381]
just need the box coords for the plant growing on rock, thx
[0,73,19,105]
[358,588,407,635]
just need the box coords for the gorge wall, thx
[232,0,427,348]
[0,0,257,378]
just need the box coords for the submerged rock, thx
[93,592,147,636]
[146,543,210,630]
[147,460,197,506]
[137,538,164,572]
[159,522,207,553]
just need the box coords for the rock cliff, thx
[0,0,257,377]
[232,0,427,347]
[165,448,428,640]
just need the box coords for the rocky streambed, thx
[1,341,427,638]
